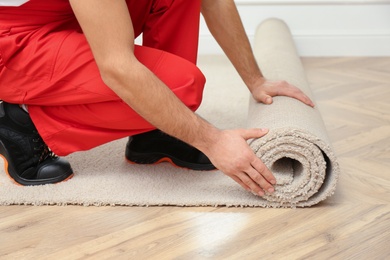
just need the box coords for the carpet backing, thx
[0,19,339,207]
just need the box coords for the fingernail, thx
[271,179,276,185]
[266,97,272,103]
[260,128,268,132]
[258,191,265,196]
[268,187,275,193]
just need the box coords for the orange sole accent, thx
[0,154,22,186]
[126,156,192,170]
[0,154,74,186]
[125,157,218,171]
[58,173,74,184]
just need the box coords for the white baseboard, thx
[199,33,390,57]
[198,1,390,56]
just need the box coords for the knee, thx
[180,64,206,112]
[191,65,206,111]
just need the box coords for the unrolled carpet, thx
[0,18,339,207]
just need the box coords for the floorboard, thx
[0,57,389,260]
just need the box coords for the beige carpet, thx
[0,19,339,207]
[248,18,339,207]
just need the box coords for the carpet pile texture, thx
[0,19,339,207]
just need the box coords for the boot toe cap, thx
[36,157,73,181]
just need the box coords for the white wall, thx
[199,0,390,56]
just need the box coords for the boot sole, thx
[0,142,74,186]
[125,150,216,171]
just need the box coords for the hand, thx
[251,78,315,107]
[205,128,276,196]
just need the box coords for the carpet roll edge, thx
[249,127,340,207]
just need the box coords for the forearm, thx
[102,59,219,151]
[201,0,264,92]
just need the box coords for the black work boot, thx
[125,130,216,171]
[0,101,73,186]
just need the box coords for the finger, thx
[303,94,315,107]
[240,128,269,140]
[245,166,275,194]
[280,84,315,107]
[237,172,265,196]
[251,157,276,185]
[257,93,273,104]
[231,175,251,192]
[289,89,315,107]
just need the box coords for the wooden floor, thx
[1,57,389,259]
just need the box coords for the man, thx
[0,0,313,196]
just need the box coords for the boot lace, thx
[32,130,56,163]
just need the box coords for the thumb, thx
[240,128,269,140]
[256,93,273,104]
[263,95,273,104]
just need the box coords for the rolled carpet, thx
[248,18,340,207]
